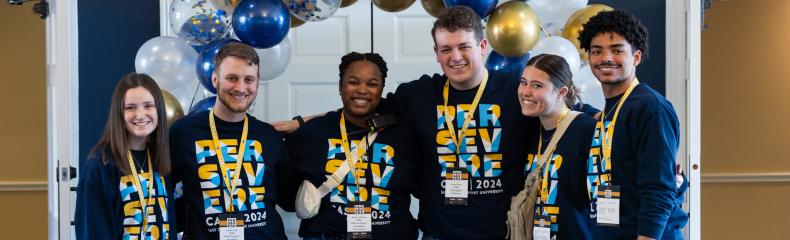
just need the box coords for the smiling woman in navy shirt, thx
[519,54,597,240]
[286,52,419,240]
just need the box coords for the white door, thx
[255,1,373,122]
[254,1,440,238]
[255,1,441,122]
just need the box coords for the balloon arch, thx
[135,0,614,124]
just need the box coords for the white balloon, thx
[530,36,582,75]
[255,34,293,81]
[573,63,605,111]
[528,0,588,35]
[135,36,199,93]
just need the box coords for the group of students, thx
[74,6,688,240]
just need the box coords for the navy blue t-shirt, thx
[75,150,177,240]
[587,83,687,239]
[169,110,296,240]
[385,70,538,239]
[524,114,597,240]
[286,110,419,239]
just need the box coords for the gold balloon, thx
[162,90,184,127]
[209,0,241,14]
[341,0,358,8]
[373,0,416,13]
[290,13,305,28]
[485,1,540,57]
[421,0,445,18]
[561,4,614,61]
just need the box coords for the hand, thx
[675,163,684,189]
[272,120,300,134]
[637,236,656,240]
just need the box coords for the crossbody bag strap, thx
[316,131,379,196]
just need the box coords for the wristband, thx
[292,115,305,127]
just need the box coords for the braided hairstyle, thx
[578,9,649,59]
[525,54,582,108]
[338,52,388,88]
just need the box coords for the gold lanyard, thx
[209,108,249,212]
[599,79,639,185]
[127,150,154,237]
[537,108,569,206]
[339,113,373,201]
[442,70,489,156]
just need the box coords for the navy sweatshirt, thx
[588,83,687,239]
[384,70,538,239]
[524,114,597,240]
[286,110,419,239]
[75,150,177,240]
[169,110,298,240]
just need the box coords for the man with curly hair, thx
[578,10,688,240]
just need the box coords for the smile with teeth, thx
[230,93,247,101]
[449,63,467,69]
[351,97,370,105]
[596,65,620,70]
[131,120,151,127]
[521,98,538,106]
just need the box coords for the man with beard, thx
[169,42,296,240]
[578,10,688,240]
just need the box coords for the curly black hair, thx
[578,10,649,59]
[338,52,388,87]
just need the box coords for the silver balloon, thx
[135,36,199,92]
[282,0,342,22]
[255,34,293,81]
[573,63,604,111]
[529,36,582,76]
[169,0,231,46]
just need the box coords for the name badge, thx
[532,215,552,240]
[346,201,372,239]
[444,167,469,205]
[596,185,620,226]
[219,213,245,240]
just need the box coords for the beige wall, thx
[0,3,47,240]
[702,0,790,238]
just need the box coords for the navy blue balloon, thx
[189,97,216,115]
[443,0,499,18]
[232,0,290,49]
[486,51,530,74]
[196,38,240,94]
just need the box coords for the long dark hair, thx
[90,73,171,175]
[525,54,581,108]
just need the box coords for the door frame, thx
[47,0,80,239]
